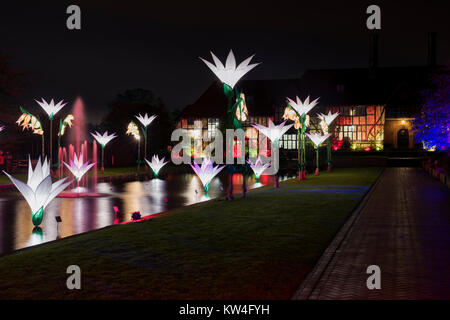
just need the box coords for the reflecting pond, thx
[0,173,287,256]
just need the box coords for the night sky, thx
[1,0,449,123]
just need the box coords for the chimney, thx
[369,32,379,68]
[427,32,437,67]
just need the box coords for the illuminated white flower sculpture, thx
[3,157,72,226]
[287,96,319,116]
[252,119,293,142]
[135,113,157,128]
[90,130,117,174]
[317,111,339,126]
[91,130,117,147]
[135,113,157,162]
[307,133,332,148]
[306,132,332,176]
[247,156,270,180]
[63,152,96,182]
[190,158,225,193]
[0,125,5,132]
[200,50,260,89]
[35,98,67,120]
[145,155,169,178]
[36,98,67,167]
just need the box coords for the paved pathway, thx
[294,167,450,299]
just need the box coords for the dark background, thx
[1,0,449,124]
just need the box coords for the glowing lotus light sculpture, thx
[90,130,117,174]
[247,156,270,180]
[287,96,319,116]
[63,152,96,185]
[306,132,332,176]
[252,120,292,188]
[36,98,67,167]
[190,158,225,193]
[318,111,339,128]
[252,119,293,143]
[200,50,260,90]
[3,157,72,226]
[135,113,157,165]
[0,125,4,132]
[145,155,168,178]
[286,95,320,180]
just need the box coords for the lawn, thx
[0,167,383,299]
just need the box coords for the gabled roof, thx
[178,79,302,119]
[179,65,437,120]
[295,66,432,108]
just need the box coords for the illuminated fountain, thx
[145,155,168,178]
[2,157,72,228]
[306,132,331,176]
[190,158,225,194]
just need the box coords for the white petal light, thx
[252,119,293,142]
[63,152,96,182]
[90,130,117,147]
[135,113,157,128]
[247,156,271,180]
[286,96,320,116]
[200,50,261,89]
[3,157,72,226]
[35,98,67,119]
[317,111,340,126]
[306,133,332,147]
[190,158,225,193]
[145,155,169,177]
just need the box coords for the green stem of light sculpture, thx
[137,138,141,173]
[327,137,332,167]
[144,126,148,168]
[49,118,53,169]
[101,145,105,174]
[316,147,320,170]
[41,134,45,159]
[32,207,44,226]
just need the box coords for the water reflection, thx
[0,173,282,256]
